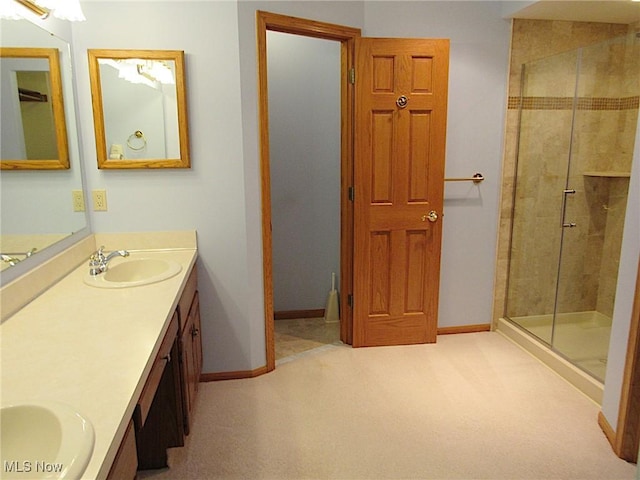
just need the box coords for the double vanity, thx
[1,14,201,480]
[0,231,202,479]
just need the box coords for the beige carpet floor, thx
[139,332,636,479]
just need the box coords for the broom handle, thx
[332,272,335,291]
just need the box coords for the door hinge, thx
[348,294,353,308]
[348,67,355,85]
[348,186,355,201]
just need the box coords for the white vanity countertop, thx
[0,247,198,479]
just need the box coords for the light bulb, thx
[0,0,25,19]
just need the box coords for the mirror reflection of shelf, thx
[18,87,48,102]
[583,171,631,178]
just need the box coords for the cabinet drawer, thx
[178,265,197,333]
[136,312,179,428]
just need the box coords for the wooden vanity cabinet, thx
[110,262,202,475]
[106,420,137,480]
[134,311,184,470]
[177,265,202,435]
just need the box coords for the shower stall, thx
[505,32,639,382]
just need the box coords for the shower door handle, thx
[561,189,576,228]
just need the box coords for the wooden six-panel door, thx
[353,38,449,347]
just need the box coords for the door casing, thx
[256,11,360,372]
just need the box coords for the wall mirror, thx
[88,49,190,169]
[0,19,89,281]
[0,47,69,169]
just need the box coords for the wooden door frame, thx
[616,257,640,461]
[257,11,361,372]
[599,256,640,462]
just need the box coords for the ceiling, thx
[509,1,640,24]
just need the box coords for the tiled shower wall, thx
[492,19,638,324]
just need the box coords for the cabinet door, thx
[180,291,202,434]
[136,338,184,470]
[182,305,196,419]
[107,420,137,480]
[190,292,202,397]
[136,312,179,428]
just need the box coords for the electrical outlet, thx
[72,190,85,212]
[92,189,108,211]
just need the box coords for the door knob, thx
[422,211,438,223]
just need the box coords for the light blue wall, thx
[72,1,258,373]
[267,32,341,313]
[236,1,366,371]
[363,1,510,329]
[72,1,510,374]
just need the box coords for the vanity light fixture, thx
[101,58,175,88]
[0,0,85,21]
[14,0,47,18]
[0,0,26,18]
[137,61,175,85]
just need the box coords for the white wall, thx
[363,2,511,328]
[267,31,341,312]
[601,119,640,429]
[500,1,536,19]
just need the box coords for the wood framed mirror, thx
[88,49,190,169]
[0,47,69,170]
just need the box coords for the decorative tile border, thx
[508,96,639,110]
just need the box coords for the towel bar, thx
[444,173,484,184]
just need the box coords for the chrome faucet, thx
[1,248,37,266]
[1,254,21,266]
[89,246,130,276]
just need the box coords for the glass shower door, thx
[506,32,638,383]
[553,33,638,381]
[505,49,580,345]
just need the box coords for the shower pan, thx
[505,32,639,382]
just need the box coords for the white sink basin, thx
[84,257,182,288]
[0,401,94,479]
